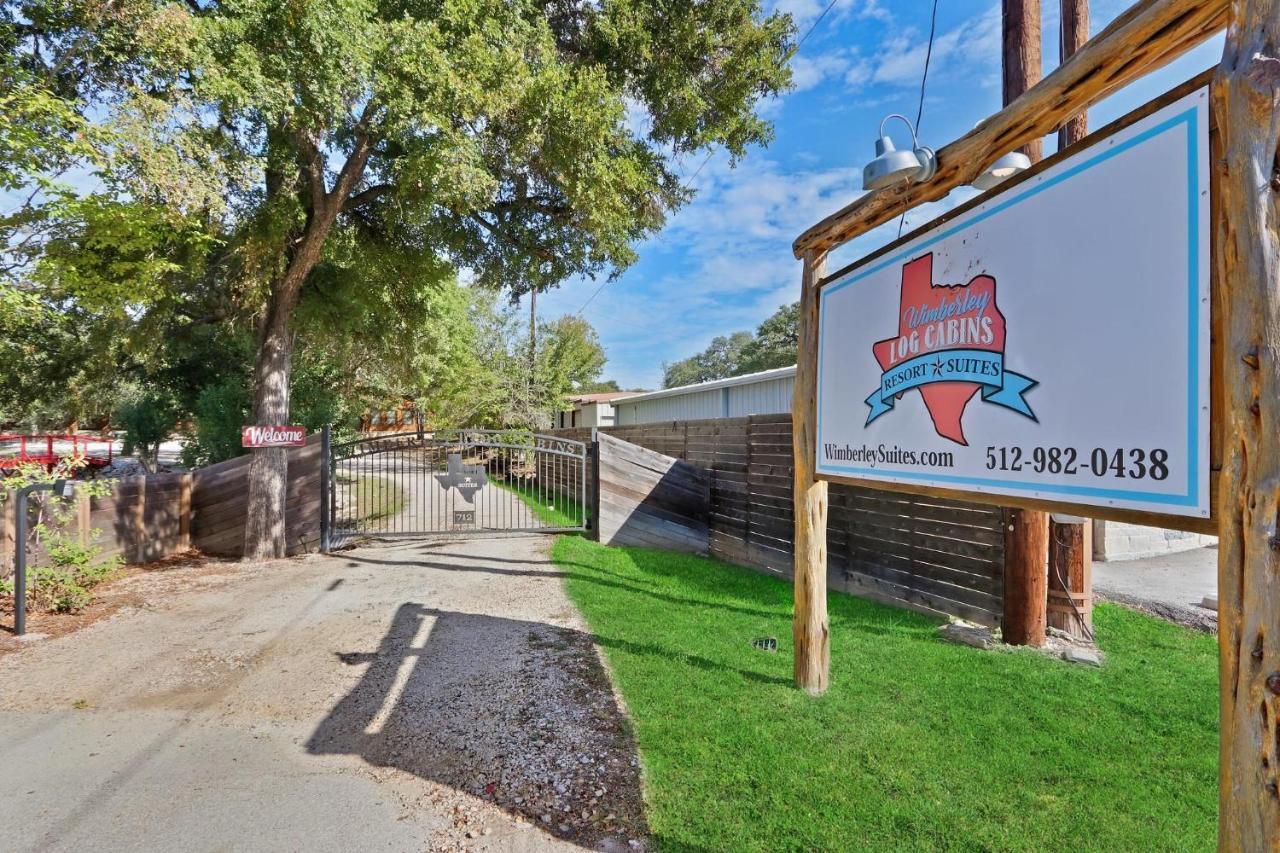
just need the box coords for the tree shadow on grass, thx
[306,602,654,849]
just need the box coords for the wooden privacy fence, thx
[1,473,192,570]
[594,432,709,553]
[190,436,321,556]
[551,415,1005,625]
[1,438,322,574]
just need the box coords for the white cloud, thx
[871,5,1001,88]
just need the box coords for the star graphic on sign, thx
[932,357,945,376]
[434,453,487,503]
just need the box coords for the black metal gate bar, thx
[322,427,589,547]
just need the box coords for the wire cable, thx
[577,0,845,316]
[897,0,940,240]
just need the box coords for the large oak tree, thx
[5,0,794,558]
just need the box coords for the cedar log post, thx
[1048,0,1093,640]
[1000,0,1050,647]
[793,248,830,695]
[1215,2,1280,846]
[1047,516,1092,635]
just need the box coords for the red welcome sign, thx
[241,425,307,448]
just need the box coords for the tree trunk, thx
[1214,4,1280,846]
[243,284,297,560]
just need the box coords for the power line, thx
[576,0,845,317]
[898,0,940,240]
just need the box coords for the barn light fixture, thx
[972,151,1032,191]
[862,114,937,192]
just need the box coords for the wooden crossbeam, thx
[791,0,1228,258]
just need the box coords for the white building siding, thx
[726,376,793,417]
[615,366,796,426]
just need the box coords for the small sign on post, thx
[241,425,307,448]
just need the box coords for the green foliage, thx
[116,392,179,472]
[182,377,251,468]
[556,536,1218,851]
[29,529,122,613]
[738,301,799,373]
[662,330,754,388]
[578,379,622,394]
[661,301,798,388]
[0,455,119,615]
[4,0,794,446]
[537,315,607,397]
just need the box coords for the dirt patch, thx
[1097,591,1218,633]
[0,551,263,656]
[0,536,650,852]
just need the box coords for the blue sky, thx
[523,0,1223,391]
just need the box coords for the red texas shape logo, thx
[866,252,1037,446]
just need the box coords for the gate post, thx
[587,428,600,540]
[319,424,332,553]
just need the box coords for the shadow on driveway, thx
[307,601,650,847]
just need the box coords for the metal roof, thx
[615,365,797,404]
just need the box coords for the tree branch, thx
[343,184,392,212]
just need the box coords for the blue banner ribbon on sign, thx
[865,348,1037,425]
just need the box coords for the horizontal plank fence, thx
[551,415,1005,625]
[594,432,710,553]
[190,437,321,557]
[2,437,322,576]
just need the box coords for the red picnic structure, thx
[0,434,115,473]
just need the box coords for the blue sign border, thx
[816,101,1204,510]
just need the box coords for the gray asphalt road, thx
[0,537,645,852]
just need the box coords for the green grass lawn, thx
[553,535,1218,852]
[336,474,406,525]
[493,476,581,528]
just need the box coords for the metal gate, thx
[320,427,590,548]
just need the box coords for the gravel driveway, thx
[0,536,647,852]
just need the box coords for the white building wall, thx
[726,376,794,417]
[616,388,723,424]
[615,367,796,425]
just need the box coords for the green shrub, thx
[182,376,251,467]
[116,392,179,472]
[24,530,121,614]
[1,460,121,616]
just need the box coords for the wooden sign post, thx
[1000,0,1050,649]
[792,249,830,695]
[1213,6,1280,844]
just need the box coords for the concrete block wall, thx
[1092,520,1217,561]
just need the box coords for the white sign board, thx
[816,88,1211,518]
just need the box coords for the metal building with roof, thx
[613,365,796,426]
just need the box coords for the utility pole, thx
[1046,0,1093,640]
[529,287,538,378]
[999,0,1049,647]
[1057,0,1089,149]
[1002,0,1044,163]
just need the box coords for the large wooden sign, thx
[815,86,1212,528]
